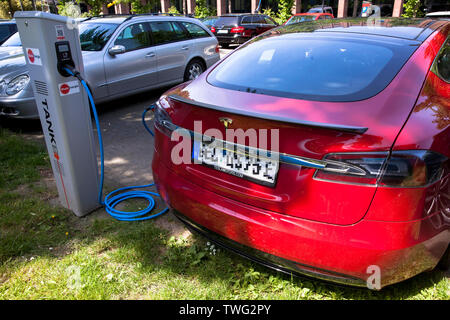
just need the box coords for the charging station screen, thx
[58,44,69,52]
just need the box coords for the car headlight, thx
[6,74,30,95]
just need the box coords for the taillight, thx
[154,100,176,137]
[315,150,448,187]
[211,26,216,33]
[215,44,220,53]
[230,26,245,34]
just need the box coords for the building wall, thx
[99,0,446,18]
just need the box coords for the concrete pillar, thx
[392,0,404,17]
[337,0,349,18]
[251,0,258,13]
[187,0,195,14]
[161,0,170,12]
[292,0,302,14]
[217,0,227,16]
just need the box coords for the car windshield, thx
[79,22,118,51]
[0,24,13,41]
[286,16,316,25]
[1,32,21,46]
[207,35,417,102]
[202,18,217,25]
[214,16,239,26]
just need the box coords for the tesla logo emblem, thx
[27,49,34,63]
[219,117,233,128]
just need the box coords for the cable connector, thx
[62,65,82,81]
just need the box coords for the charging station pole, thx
[14,12,100,216]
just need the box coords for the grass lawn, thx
[0,128,449,300]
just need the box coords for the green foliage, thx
[194,0,216,19]
[164,236,210,269]
[261,0,293,25]
[83,0,108,16]
[262,7,277,21]
[167,5,179,15]
[57,2,82,18]
[0,0,50,19]
[275,0,294,25]
[129,0,150,14]
[402,0,424,18]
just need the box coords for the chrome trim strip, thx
[155,116,366,172]
[168,94,368,134]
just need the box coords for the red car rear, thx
[152,19,450,288]
[285,13,334,25]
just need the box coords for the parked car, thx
[211,14,278,48]
[0,15,219,119]
[426,11,450,19]
[152,18,450,288]
[307,5,334,16]
[0,20,17,45]
[201,16,218,29]
[285,13,333,25]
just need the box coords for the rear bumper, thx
[216,35,247,45]
[173,210,367,287]
[152,150,449,288]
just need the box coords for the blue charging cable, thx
[63,67,168,221]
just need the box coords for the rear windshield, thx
[214,16,239,26]
[286,15,316,24]
[207,36,417,102]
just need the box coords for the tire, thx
[437,245,450,271]
[184,59,205,82]
[221,43,230,49]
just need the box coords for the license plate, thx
[192,140,279,187]
[217,29,228,34]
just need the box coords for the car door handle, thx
[145,52,155,58]
[181,46,189,51]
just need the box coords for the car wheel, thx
[437,245,450,271]
[184,59,205,82]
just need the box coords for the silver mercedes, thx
[0,15,220,119]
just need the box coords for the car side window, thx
[241,16,252,24]
[264,16,276,25]
[252,15,265,24]
[150,21,188,45]
[436,39,450,83]
[180,22,210,38]
[114,23,151,52]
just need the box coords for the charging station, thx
[15,12,100,217]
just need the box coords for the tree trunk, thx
[352,0,359,17]
[6,0,13,18]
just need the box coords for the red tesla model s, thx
[152,18,450,288]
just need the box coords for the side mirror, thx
[108,45,126,56]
